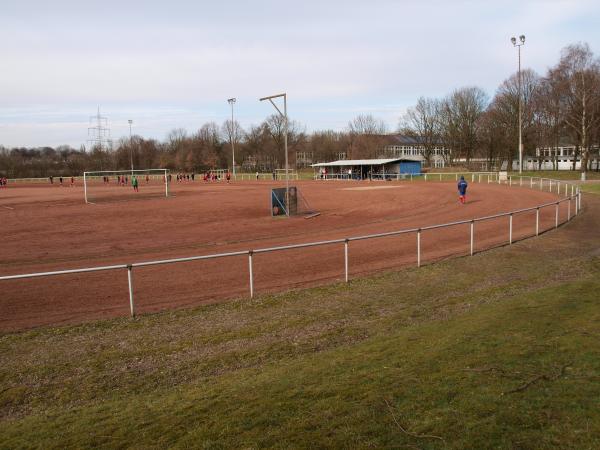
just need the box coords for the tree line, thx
[1,42,599,179]
[401,42,600,171]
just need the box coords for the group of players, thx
[202,171,232,183]
[0,177,7,188]
[48,176,76,187]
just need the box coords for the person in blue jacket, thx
[458,176,468,204]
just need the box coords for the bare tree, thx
[439,87,488,165]
[400,97,441,166]
[553,43,600,173]
[347,114,387,159]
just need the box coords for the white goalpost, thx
[275,168,298,180]
[83,169,169,204]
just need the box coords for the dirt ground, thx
[0,178,568,331]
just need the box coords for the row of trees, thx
[2,42,599,178]
[401,42,600,171]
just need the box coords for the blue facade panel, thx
[399,161,421,174]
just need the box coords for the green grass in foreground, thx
[1,201,600,448]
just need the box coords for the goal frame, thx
[83,169,169,204]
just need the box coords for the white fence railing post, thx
[509,213,513,245]
[568,198,571,221]
[417,229,421,268]
[127,265,135,317]
[344,239,349,283]
[248,251,254,298]
[555,202,559,228]
[575,190,579,215]
[536,208,540,236]
[470,221,474,256]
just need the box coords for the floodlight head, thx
[511,36,517,45]
[228,97,236,104]
[520,35,525,43]
[128,119,133,124]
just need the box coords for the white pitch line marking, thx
[2,205,15,210]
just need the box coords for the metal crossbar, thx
[0,175,582,321]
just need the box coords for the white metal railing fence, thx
[0,175,582,320]
[314,171,498,182]
[235,173,300,181]
[6,173,301,184]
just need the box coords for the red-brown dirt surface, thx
[0,178,568,331]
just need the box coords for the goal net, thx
[271,186,319,218]
[83,169,169,204]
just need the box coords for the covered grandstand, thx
[311,157,422,180]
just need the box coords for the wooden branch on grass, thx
[503,363,571,395]
[384,398,445,442]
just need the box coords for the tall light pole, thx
[227,98,237,178]
[128,119,134,174]
[259,93,288,217]
[511,34,525,174]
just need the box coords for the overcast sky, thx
[1,0,599,148]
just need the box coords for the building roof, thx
[311,157,421,167]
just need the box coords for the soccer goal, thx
[271,186,319,218]
[275,169,299,181]
[83,169,169,204]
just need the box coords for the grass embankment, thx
[1,199,599,448]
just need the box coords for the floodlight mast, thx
[227,98,237,178]
[511,34,526,174]
[259,93,289,217]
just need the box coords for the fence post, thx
[440,173,442,181]
[567,198,571,221]
[555,202,559,228]
[84,173,88,204]
[536,208,540,236]
[417,229,421,267]
[127,265,135,317]
[509,176,512,186]
[425,174,427,181]
[578,189,582,212]
[248,251,254,298]
[470,220,474,256]
[540,179,543,190]
[530,177,533,188]
[509,213,513,245]
[520,177,523,186]
[344,239,349,283]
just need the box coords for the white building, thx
[381,135,449,168]
[525,143,600,170]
